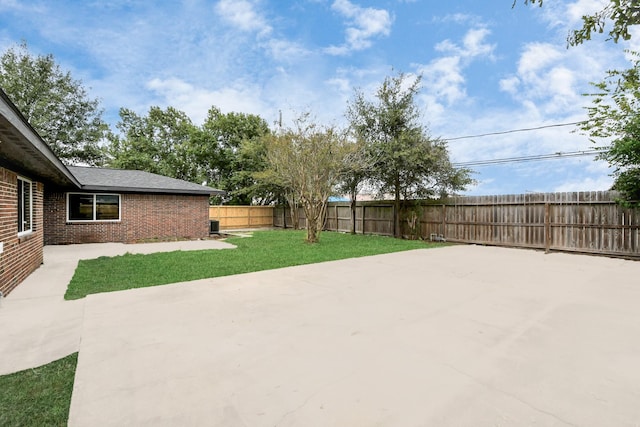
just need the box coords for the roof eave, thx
[0,89,81,187]
[80,185,226,196]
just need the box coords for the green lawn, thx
[65,230,440,300]
[0,353,77,427]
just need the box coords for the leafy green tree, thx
[262,114,349,243]
[0,42,108,165]
[232,137,284,205]
[520,0,640,46]
[108,105,277,202]
[347,72,473,238]
[199,107,273,204]
[107,106,201,182]
[581,55,640,206]
[336,137,373,234]
[518,2,640,204]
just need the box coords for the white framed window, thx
[17,177,33,235]
[67,193,121,222]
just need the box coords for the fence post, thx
[442,204,446,237]
[362,205,366,235]
[544,202,551,253]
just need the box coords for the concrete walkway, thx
[2,242,640,425]
[0,239,235,375]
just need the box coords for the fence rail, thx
[275,191,640,259]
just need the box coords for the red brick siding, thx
[0,167,44,296]
[44,192,210,245]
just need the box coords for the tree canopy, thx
[520,0,640,46]
[336,137,373,234]
[106,106,200,181]
[199,107,274,205]
[261,114,349,243]
[0,42,108,165]
[347,72,473,237]
[581,54,640,206]
[107,105,276,204]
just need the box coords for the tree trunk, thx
[285,193,300,230]
[306,225,318,243]
[304,203,321,243]
[317,200,327,233]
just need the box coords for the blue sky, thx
[0,0,635,195]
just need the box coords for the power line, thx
[445,121,586,141]
[453,149,601,168]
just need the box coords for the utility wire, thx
[445,121,586,141]
[453,149,602,168]
[444,120,598,167]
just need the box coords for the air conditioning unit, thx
[210,220,220,234]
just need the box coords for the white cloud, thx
[462,28,495,58]
[435,14,482,26]
[417,26,495,107]
[421,56,466,105]
[565,0,608,25]
[263,38,310,62]
[146,77,267,125]
[213,0,312,63]
[499,42,615,116]
[326,0,393,55]
[214,0,272,36]
[535,0,606,29]
[625,26,640,53]
[325,77,351,94]
[554,174,613,192]
[516,43,563,80]
[499,76,520,95]
[0,0,44,12]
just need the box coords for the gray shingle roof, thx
[68,166,224,196]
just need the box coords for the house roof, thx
[0,87,224,196]
[0,89,80,187]
[68,166,224,196]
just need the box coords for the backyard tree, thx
[262,114,349,243]
[198,107,274,205]
[336,137,374,234]
[0,42,108,165]
[347,72,473,238]
[520,0,640,46]
[107,106,201,182]
[580,55,640,206]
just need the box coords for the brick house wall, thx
[0,167,44,296]
[44,192,210,245]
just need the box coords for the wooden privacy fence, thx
[292,191,638,259]
[209,205,274,230]
[273,204,397,235]
[424,192,639,258]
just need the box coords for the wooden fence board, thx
[209,206,274,230]
[206,191,638,258]
[313,191,639,258]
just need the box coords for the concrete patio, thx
[2,241,640,426]
[0,239,235,375]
